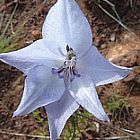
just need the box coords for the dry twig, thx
[78,113,140,140]
[0,0,18,13]
[95,135,140,140]
[0,129,49,139]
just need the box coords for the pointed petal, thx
[70,75,109,121]
[77,46,132,86]
[13,65,65,116]
[42,0,92,57]
[0,39,64,74]
[45,90,79,140]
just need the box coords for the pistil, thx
[52,45,80,87]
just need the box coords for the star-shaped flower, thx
[0,0,132,139]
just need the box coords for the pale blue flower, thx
[0,0,132,139]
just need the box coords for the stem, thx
[71,115,76,140]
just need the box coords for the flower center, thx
[51,45,80,87]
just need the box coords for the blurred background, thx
[0,0,140,139]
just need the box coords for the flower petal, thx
[45,90,79,140]
[42,0,92,57]
[70,75,109,121]
[13,65,65,116]
[77,46,132,86]
[0,39,64,75]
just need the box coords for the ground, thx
[0,0,140,140]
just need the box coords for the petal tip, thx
[100,114,110,122]
[106,116,110,123]
[13,110,22,117]
[12,112,17,117]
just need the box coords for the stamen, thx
[51,45,80,87]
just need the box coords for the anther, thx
[52,45,80,87]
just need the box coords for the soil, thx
[0,0,140,140]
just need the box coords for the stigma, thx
[52,45,80,87]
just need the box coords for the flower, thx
[0,0,132,140]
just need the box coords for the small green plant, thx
[33,110,49,137]
[105,95,131,121]
[33,110,44,124]
[62,110,98,139]
[62,113,80,140]
[0,3,23,53]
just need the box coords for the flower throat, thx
[52,45,80,87]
